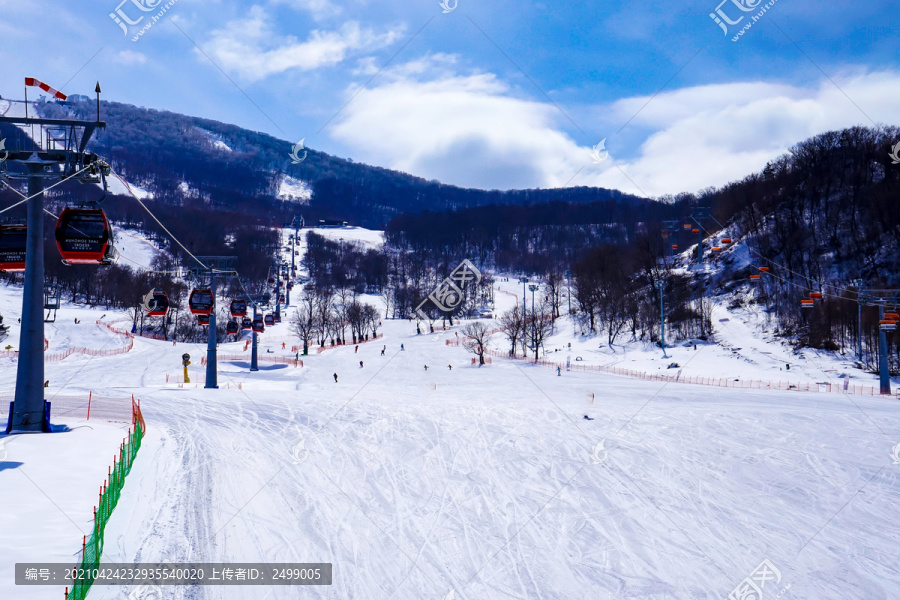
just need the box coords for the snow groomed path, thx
[57,320,900,600]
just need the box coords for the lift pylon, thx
[1,86,106,433]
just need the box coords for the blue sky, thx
[0,0,897,195]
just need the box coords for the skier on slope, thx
[333,373,338,383]
[359,360,364,368]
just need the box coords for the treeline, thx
[384,198,684,272]
[302,231,387,292]
[551,125,900,368]
[24,96,900,370]
[296,230,499,348]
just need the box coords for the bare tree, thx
[416,300,440,334]
[463,321,493,365]
[292,295,315,354]
[313,288,334,346]
[499,305,524,357]
[334,283,355,343]
[364,304,381,338]
[525,301,554,362]
[347,300,365,342]
[546,271,564,319]
[381,285,395,320]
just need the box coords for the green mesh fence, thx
[65,399,145,600]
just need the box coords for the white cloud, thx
[587,69,900,196]
[331,59,584,190]
[111,50,147,66]
[329,62,900,196]
[200,7,405,81]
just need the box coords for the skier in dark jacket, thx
[333,373,338,383]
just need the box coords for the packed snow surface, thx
[105,174,153,200]
[304,226,385,249]
[113,228,167,271]
[0,230,898,599]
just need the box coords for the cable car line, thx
[1,180,64,223]
[7,162,286,336]
[0,162,95,216]
[110,169,209,271]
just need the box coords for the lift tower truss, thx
[858,289,900,395]
[1,95,107,433]
[189,256,237,390]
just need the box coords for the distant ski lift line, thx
[707,212,863,303]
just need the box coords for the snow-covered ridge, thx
[104,173,153,200]
[194,127,233,153]
[277,175,312,203]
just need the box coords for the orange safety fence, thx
[446,339,892,398]
[101,320,167,341]
[0,324,134,363]
[495,286,521,304]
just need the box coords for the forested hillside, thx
[35,98,639,226]
[9,96,900,366]
[382,125,900,369]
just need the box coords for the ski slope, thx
[0,231,899,599]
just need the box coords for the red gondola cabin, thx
[0,224,27,272]
[143,289,169,317]
[189,289,214,315]
[230,298,247,318]
[55,208,115,265]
